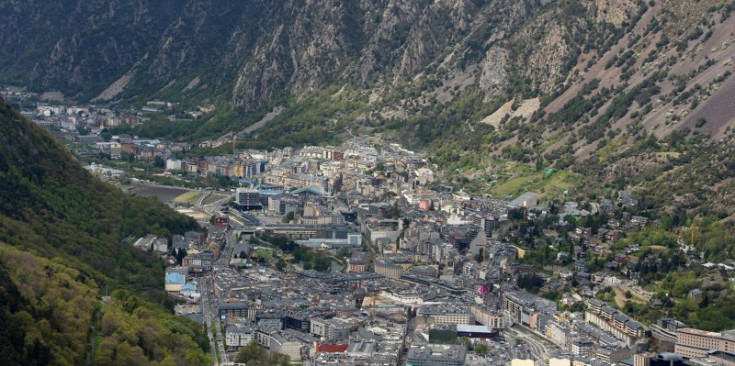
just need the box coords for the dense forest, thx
[0,97,210,365]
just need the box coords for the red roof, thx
[316,343,349,353]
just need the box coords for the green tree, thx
[175,248,188,265]
[313,253,331,272]
[235,342,289,366]
[276,259,287,271]
[154,156,166,168]
[458,337,473,351]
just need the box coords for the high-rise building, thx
[235,188,262,210]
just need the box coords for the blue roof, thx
[181,283,197,291]
[165,273,186,284]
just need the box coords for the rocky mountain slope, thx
[1,0,733,198]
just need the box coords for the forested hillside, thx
[0,97,210,365]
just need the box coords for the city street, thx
[200,278,220,365]
[507,326,555,362]
[198,199,240,365]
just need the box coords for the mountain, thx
[1,0,733,143]
[0,0,733,209]
[0,97,210,365]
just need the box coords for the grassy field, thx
[173,190,203,204]
[202,192,228,205]
[612,286,648,307]
[491,172,544,199]
[490,166,581,201]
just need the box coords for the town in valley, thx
[5,88,735,366]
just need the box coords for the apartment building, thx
[417,304,474,325]
[675,327,735,359]
[585,299,646,346]
[471,305,507,329]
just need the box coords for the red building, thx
[315,343,349,353]
[418,199,432,211]
[213,214,229,228]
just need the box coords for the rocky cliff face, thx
[0,0,186,96]
[1,0,733,159]
[0,0,542,106]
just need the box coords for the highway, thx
[196,190,211,206]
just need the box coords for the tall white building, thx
[166,158,182,171]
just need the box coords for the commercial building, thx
[456,325,497,339]
[256,312,283,330]
[263,224,360,247]
[374,260,404,279]
[650,318,688,351]
[283,311,311,332]
[218,302,256,320]
[502,290,557,328]
[417,304,473,325]
[225,325,254,349]
[470,305,506,329]
[254,329,302,361]
[310,318,353,341]
[635,352,685,366]
[315,342,349,354]
[406,345,466,366]
[674,327,735,359]
[709,351,735,366]
[235,188,262,210]
[165,272,186,292]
